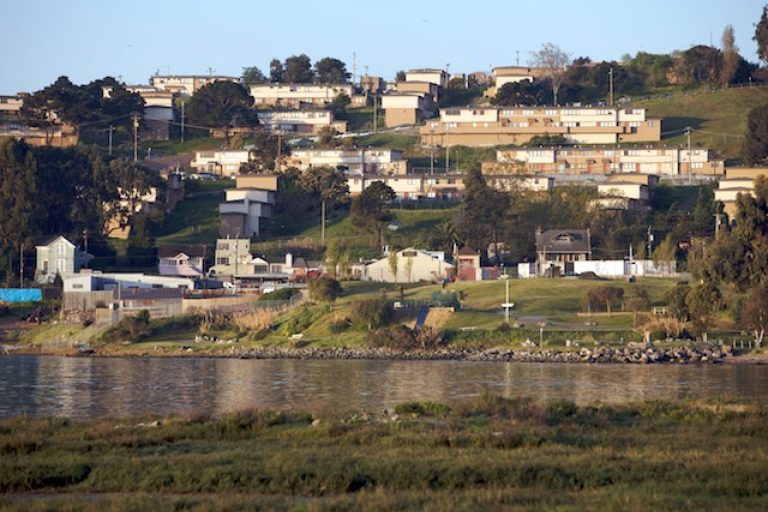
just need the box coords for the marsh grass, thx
[1,396,767,510]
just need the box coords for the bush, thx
[368,325,415,349]
[351,298,393,329]
[308,276,342,304]
[100,310,151,343]
[394,401,451,417]
[329,317,351,333]
[429,291,461,310]
[259,288,299,301]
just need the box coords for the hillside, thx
[636,86,768,161]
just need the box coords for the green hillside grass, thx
[154,179,234,246]
[636,86,768,160]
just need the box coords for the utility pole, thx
[107,125,115,156]
[609,67,614,106]
[685,126,692,185]
[19,243,24,288]
[714,213,721,237]
[321,200,326,245]
[180,101,186,143]
[352,51,356,86]
[276,131,282,171]
[372,93,378,133]
[83,229,89,268]
[445,145,450,173]
[430,130,434,174]
[132,114,139,161]
[516,50,520,66]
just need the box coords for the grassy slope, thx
[153,180,235,246]
[636,86,768,160]
[1,398,766,511]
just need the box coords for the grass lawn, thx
[636,86,768,160]
[1,397,766,511]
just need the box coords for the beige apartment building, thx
[395,81,440,102]
[484,66,546,97]
[405,69,449,88]
[149,75,238,96]
[248,84,353,108]
[381,93,434,127]
[257,110,348,134]
[483,147,724,176]
[714,167,768,218]
[420,106,661,147]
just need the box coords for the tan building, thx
[405,68,449,88]
[257,110,348,134]
[484,66,546,97]
[483,147,722,176]
[395,81,440,102]
[149,75,238,96]
[360,75,384,94]
[0,123,78,147]
[287,148,407,175]
[362,248,453,283]
[714,167,768,218]
[421,106,662,147]
[236,174,278,191]
[381,93,434,127]
[0,95,23,115]
[248,84,353,108]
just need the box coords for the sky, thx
[3,0,766,93]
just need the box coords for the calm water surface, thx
[1,355,767,419]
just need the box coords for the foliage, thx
[259,288,299,301]
[241,66,267,85]
[583,286,624,314]
[351,298,393,329]
[429,291,461,310]
[280,305,323,335]
[492,80,552,106]
[186,81,256,145]
[755,5,768,66]
[100,310,151,343]
[387,250,399,283]
[308,276,342,304]
[626,285,651,312]
[664,283,691,320]
[269,59,284,83]
[525,134,569,147]
[394,401,451,417]
[298,166,349,208]
[453,168,509,260]
[529,43,571,105]
[283,54,314,84]
[242,133,289,173]
[741,283,768,346]
[686,282,722,337]
[314,57,350,84]
[721,25,739,87]
[741,102,768,166]
[350,181,396,247]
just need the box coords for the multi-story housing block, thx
[381,93,434,127]
[248,84,353,108]
[257,110,347,134]
[149,75,239,96]
[287,149,407,175]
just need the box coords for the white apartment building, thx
[219,188,276,239]
[248,84,353,107]
[405,69,449,88]
[149,75,239,96]
[192,150,251,177]
[287,149,407,175]
[257,110,348,134]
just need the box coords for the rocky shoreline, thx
[237,344,735,364]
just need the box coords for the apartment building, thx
[0,94,23,115]
[483,147,723,176]
[421,106,662,147]
[381,93,434,127]
[257,110,348,134]
[210,238,254,277]
[395,81,440,102]
[219,187,276,238]
[287,148,407,175]
[405,69,449,88]
[149,75,239,96]
[492,66,545,87]
[122,85,175,140]
[714,167,768,218]
[192,150,251,177]
[248,84,353,108]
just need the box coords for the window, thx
[691,162,704,169]
[216,257,230,265]
[545,109,556,116]
[629,121,641,127]
[522,109,533,116]
[402,250,417,257]
[72,284,83,290]
[217,243,228,251]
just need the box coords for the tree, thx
[583,286,624,316]
[741,102,768,165]
[351,181,396,247]
[314,57,350,84]
[395,70,406,82]
[308,276,342,304]
[453,168,510,260]
[652,233,677,263]
[324,239,341,278]
[741,282,768,346]
[677,46,722,85]
[686,282,722,338]
[269,59,284,82]
[530,43,571,105]
[388,249,399,283]
[242,66,267,85]
[284,54,314,83]
[755,5,768,65]
[404,255,414,283]
[492,80,552,106]
[298,166,349,244]
[186,81,256,146]
[665,283,691,320]
[721,25,740,86]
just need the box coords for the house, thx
[35,236,93,284]
[405,69,449,88]
[149,74,239,96]
[536,228,592,276]
[210,238,261,277]
[248,83,353,108]
[158,246,206,278]
[395,81,440,102]
[484,147,723,176]
[286,149,407,175]
[592,182,650,211]
[192,150,251,177]
[347,175,425,200]
[455,247,482,281]
[362,248,453,283]
[257,110,348,134]
[0,123,79,147]
[381,93,434,128]
[219,187,276,238]
[360,75,384,94]
[422,107,662,147]
[714,167,768,218]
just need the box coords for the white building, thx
[219,188,276,238]
[347,175,425,200]
[405,69,449,88]
[149,75,239,96]
[192,150,251,177]
[249,84,353,107]
[362,248,453,283]
[63,272,195,292]
[35,236,93,284]
[257,110,348,134]
[597,182,649,201]
[287,149,406,175]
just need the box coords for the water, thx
[1,355,767,419]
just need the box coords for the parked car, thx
[191,172,218,181]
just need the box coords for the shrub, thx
[351,298,393,329]
[545,399,580,425]
[368,325,415,349]
[100,310,151,343]
[414,326,445,349]
[394,401,451,417]
[259,288,299,301]
[429,291,461,310]
[280,305,323,335]
[329,317,351,333]
[582,286,624,314]
[308,276,342,304]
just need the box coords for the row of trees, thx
[242,55,351,85]
[0,138,159,284]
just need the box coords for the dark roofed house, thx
[158,245,206,278]
[535,228,591,277]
